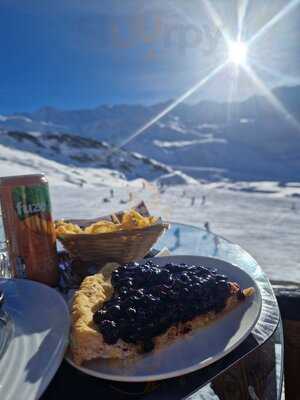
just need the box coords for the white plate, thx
[0,279,70,400]
[66,255,262,382]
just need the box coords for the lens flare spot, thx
[228,41,248,65]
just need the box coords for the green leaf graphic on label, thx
[12,185,51,220]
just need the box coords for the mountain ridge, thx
[0,129,197,186]
[1,85,300,182]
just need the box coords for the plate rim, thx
[0,277,71,399]
[66,255,262,382]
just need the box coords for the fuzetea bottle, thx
[0,174,59,286]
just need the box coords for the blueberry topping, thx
[126,307,137,317]
[94,261,231,351]
[143,340,155,352]
[106,304,121,319]
[93,308,106,324]
[98,320,119,345]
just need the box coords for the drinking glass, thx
[0,242,11,279]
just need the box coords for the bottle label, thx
[12,185,51,221]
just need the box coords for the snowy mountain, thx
[1,85,300,182]
[0,103,173,143]
[0,129,196,186]
[126,115,300,182]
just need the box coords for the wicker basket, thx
[57,222,169,264]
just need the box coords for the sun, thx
[228,40,248,66]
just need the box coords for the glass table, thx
[42,223,283,400]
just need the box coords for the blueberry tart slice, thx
[70,261,254,365]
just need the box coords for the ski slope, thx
[0,139,299,282]
[50,181,300,282]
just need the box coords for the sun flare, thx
[228,41,248,66]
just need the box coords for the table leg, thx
[211,339,277,400]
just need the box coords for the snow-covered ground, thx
[0,149,299,282]
[49,181,300,282]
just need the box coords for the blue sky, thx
[1,0,300,114]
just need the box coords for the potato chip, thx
[122,210,149,229]
[55,207,159,237]
[84,221,120,234]
[148,216,158,225]
[55,222,82,235]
